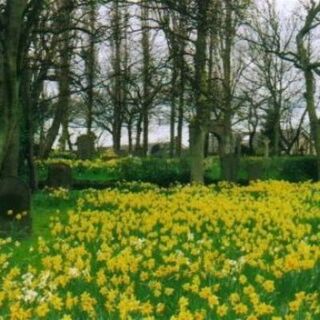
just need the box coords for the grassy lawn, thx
[1,181,320,319]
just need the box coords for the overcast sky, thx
[73,0,311,148]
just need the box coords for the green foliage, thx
[37,155,319,185]
[117,157,191,186]
[239,156,318,182]
[278,156,318,182]
[50,150,78,160]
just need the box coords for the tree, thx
[0,0,45,177]
[246,1,301,156]
[296,3,320,178]
[248,0,320,179]
[155,0,188,157]
[189,0,211,183]
[39,0,74,158]
[85,0,98,135]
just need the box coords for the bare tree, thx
[247,0,320,178]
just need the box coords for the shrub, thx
[50,150,77,160]
[118,157,191,186]
[280,156,318,182]
[239,156,318,182]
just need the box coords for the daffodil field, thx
[1,181,320,319]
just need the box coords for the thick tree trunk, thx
[204,133,210,158]
[21,68,38,190]
[304,69,320,180]
[218,0,238,182]
[190,0,210,184]
[190,123,206,183]
[249,131,256,155]
[0,1,27,177]
[296,17,320,180]
[1,126,20,177]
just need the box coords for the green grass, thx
[5,191,78,269]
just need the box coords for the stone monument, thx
[0,177,32,238]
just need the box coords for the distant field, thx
[1,181,320,319]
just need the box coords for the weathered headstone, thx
[76,134,96,160]
[133,147,145,157]
[150,144,162,157]
[247,162,265,181]
[221,154,240,182]
[47,163,72,189]
[0,177,32,238]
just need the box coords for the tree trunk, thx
[190,123,206,183]
[177,94,184,157]
[135,113,143,153]
[128,117,133,154]
[177,68,185,157]
[142,5,151,157]
[86,1,96,134]
[40,59,71,158]
[111,0,123,154]
[304,69,320,180]
[39,0,72,159]
[190,0,210,184]
[220,117,238,181]
[271,106,281,156]
[1,126,20,177]
[296,16,320,180]
[59,108,70,151]
[170,65,177,158]
[21,68,38,190]
[219,0,238,182]
[204,133,210,158]
[249,131,256,155]
[174,5,186,158]
[0,1,27,177]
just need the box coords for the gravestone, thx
[47,163,72,189]
[0,177,32,238]
[150,144,162,157]
[247,162,265,181]
[221,154,240,182]
[76,134,96,160]
[133,147,145,157]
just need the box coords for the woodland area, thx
[1,0,320,186]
